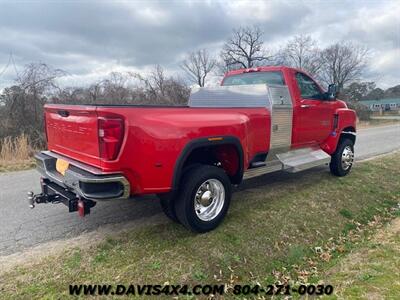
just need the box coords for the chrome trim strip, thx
[341,131,356,136]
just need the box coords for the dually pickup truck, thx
[29,66,356,232]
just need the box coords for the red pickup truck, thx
[29,66,356,232]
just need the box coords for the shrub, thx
[346,101,371,121]
[0,133,32,162]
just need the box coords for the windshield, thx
[222,71,285,86]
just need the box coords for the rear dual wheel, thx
[158,165,232,233]
[158,192,179,223]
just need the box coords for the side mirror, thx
[327,84,337,100]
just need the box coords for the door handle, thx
[300,104,312,108]
[57,110,70,117]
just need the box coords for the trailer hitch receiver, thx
[27,178,96,216]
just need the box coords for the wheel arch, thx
[171,136,244,190]
[340,126,356,145]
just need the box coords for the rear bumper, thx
[35,151,130,201]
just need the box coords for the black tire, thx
[158,192,179,223]
[175,165,231,233]
[157,163,201,223]
[330,138,354,177]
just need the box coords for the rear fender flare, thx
[171,136,244,190]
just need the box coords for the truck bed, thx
[44,103,271,186]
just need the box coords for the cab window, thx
[295,72,322,99]
[222,71,285,86]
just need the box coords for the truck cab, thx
[222,66,354,149]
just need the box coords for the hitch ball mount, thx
[27,178,96,216]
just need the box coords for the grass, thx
[0,134,36,172]
[0,160,36,172]
[0,153,399,299]
[321,218,400,299]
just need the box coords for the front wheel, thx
[330,138,354,176]
[175,165,232,233]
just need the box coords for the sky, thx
[0,0,399,90]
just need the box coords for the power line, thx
[0,53,12,78]
[10,52,20,81]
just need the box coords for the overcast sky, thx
[0,0,399,89]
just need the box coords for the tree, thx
[87,82,103,103]
[364,88,384,100]
[383,85,400,99]
[133,65,190,105]
[0,63,65,146]
[102,72,131,103]
[51,66,189,107]
[52,86,86,104]
[319,42,368,92]
[132,65,165,100]
[277,35,322,76]
[181,49,216,87]
[220,26,271,70]
[17,63,65,94]
[341,81,376,102]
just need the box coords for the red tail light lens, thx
[98,117,124,161]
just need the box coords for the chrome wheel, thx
[194,179,225,222]
[341,145,354,171]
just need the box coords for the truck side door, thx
[291,72,336,147]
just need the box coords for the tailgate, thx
[45,105,101,167]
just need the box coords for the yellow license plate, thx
[56,159,69,176]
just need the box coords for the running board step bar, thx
[243,148,331,179]
[277,148,331,173]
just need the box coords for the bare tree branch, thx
[181,49,216,87]
[319,42,369,92]
[0,63,65,146]
[276,35,322,76]
[220,26,271,72]
[132,65,189,105]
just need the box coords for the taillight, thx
[98,117,124,161]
